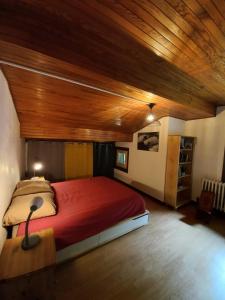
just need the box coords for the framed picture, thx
[137,132,159,152]
[115,147,129,173]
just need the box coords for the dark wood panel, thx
[21,126,133,142]
[2,65,149,135]
[212,0,225,18]
[87,0,225,103]
[0,40,214,120]
[1,0,225,141]
[0,1,219,111]
[100,0,200,71]
[133,0,225,100]
[2,64,210,141]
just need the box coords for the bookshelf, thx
[165,135,195,209]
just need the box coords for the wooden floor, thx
[55,197,225,300]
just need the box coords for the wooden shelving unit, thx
[165,135,195,209]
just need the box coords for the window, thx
[115,147,129,173]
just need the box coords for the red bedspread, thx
[17,177,145,250]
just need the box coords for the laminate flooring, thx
[55,197,225,300]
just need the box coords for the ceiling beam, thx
[21,126,133,143]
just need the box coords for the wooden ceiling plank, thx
[74,0,172,61]
[1,48,216,116]
[121,0,225,101]
[2,62,211,142]
[132,0,199,59]
[212,0,225,19]
[184,0,225,49]
[196,0,225,32]
[99,0,180,61]
[143,0,206,59]
[2,65,148,134]
[164,0,225,71]
[0,2,218,113]
[20,126,133,142]
[120,0,201,70]
[92,0,202,72]
[149,0,220,66]
[0,40,201,109]
[146,0,225,99]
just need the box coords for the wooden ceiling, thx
[0,1,225,141]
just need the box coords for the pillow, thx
[3,192,56,226]
[13,181,53,198]
[16,178,49,189]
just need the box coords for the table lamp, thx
[21,197,44,250]
[33,162,43,177]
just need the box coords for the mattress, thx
[17,176,145,250]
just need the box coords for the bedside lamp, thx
[21,197,44,250]
[33,162,43,177]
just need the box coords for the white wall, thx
[115,117,185,201]
[184,107,225,200]
[0,70,24,253]
[115,110,225,203]
[168,117,185,135]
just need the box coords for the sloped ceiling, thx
[0,1,224,141]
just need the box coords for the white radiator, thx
[202,178,225,211]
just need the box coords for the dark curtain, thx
[93,142,115,178]
[26,141,65,182]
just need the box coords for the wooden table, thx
[0,228,56,299]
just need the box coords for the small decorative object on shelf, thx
[185,142,193,150]
[165,135,195,209]
[180,166,186,177]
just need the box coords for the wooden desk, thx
[0,228,56,299]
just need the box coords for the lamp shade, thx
[147,113,155,122]
[30,196,43,211]
[33,162,43,171]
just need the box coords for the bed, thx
[15,176,149,262]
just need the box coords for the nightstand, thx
[0,228,56,300]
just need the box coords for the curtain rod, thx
[0,59,148,104]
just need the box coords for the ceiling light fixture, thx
[147,103,156,122]
[115,118,122,126]
[146,103,161,126]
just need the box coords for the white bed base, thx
[56,210,150,264]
